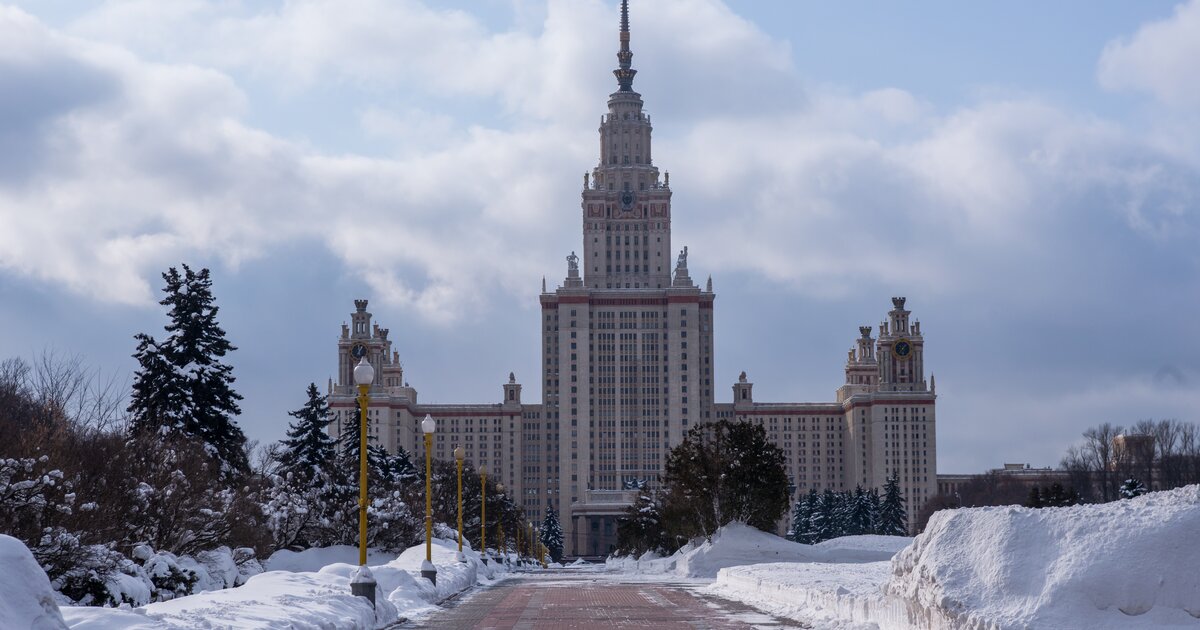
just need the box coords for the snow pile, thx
[708,562,891,629]
[887,485,1200,629]
[265,546,399,573]
[609,522,907,578]
[98,569,395,629]
[0,534,69,630]
[59,537,503,629]
[709,486,1200,629]
[815,535,912,558]
[676,523,826,578]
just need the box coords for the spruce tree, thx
[337,399,390,479]
[1119,478,1147,499]
[1026,486,1043,508]
[810,489,839,543]
[847,486,874,535]
[278,383,336,483]
[867,488,883,534]
[385,446,418,485]
[616,486,667,556]
[540,503,564,563]
[878,471,908,535]
[128,265,247,477]
[788,491,815,544]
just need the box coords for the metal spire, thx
[613,0,636,91]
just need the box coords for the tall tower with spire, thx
[581,0,673,290]
[542,0,716,556]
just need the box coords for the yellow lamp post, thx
[454,446,465,563]
[350,358,377,606]
[420,414,437,585]
[529,520,535,569]
[515,522,522,564]
[480,465,488,565]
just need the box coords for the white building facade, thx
[328,1,936,556]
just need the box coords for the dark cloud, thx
[0,53,116,183]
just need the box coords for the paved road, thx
[401,570,809,630]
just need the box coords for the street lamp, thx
[351,358,377,607]
[528,520,535,568]
[421,414,437,585]
[454,446,465,563]
[480,465,488,565]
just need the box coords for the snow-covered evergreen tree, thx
[540,503,564,562]
[384,446,418,486]
[847,486,874,535]
[1119,478,1147,499]
[615,486,666,556]
[128,265,248,477]
[878,472,908,535]
[788,490,817,544]
[277,383,335,483]
[337,399,390,478]
[810,489,840,542]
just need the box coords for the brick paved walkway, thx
[402,572,809,630]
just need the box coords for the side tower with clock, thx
[877,297,926,392]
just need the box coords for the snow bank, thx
[0,534,69,630]
[608,522,907,579]
[887,485,1200,629]
[815,535,913,558]
[709,562,891,629]
[265,546,399,573]
[711,487,1200,630]
[60,537,504,629]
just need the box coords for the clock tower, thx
[877,296,926,392]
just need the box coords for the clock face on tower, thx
[351,344,367,359]
[620,190,635,209]
[894,339,912,358]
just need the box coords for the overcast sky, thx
[1,1,1198,473]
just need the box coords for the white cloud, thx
[1098,0,1200,108]
[666,92,1199,303]
[0,1,1198,329]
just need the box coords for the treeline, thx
[0,265,532,608]
[1060,420,1200,502]
[787,474,907,544]
[916,419,1200,531]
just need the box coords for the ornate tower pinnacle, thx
[614,0,636,91]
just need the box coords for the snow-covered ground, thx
[13,486,1199,629]
[705,485,1200,629]
[52,537,507,629]
[607,522,907,579]
[263,545,401,573]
